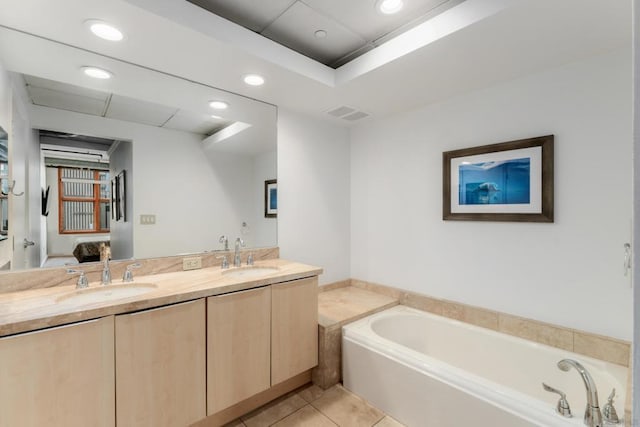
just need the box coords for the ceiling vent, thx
[326,106,370,122]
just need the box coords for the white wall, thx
[251,150,277,248]
[350,48,633,340]
[0,63,11,268]
[30,106,275,260]
[632,0,639,420]
[0,68,41,270]
[110,141,133,260]
[278,109,351,285]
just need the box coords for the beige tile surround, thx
[313,286,398,389]
[347,279,630,367]
[0,247,279,294]
[323,279,633,426]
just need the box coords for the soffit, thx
[187,0,462,67]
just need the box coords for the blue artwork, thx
[269,188,277,210]
[458,157,530,205]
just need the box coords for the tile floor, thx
[225,383,405,427]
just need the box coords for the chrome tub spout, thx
[557,359,602,427]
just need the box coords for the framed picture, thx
[442,135,553,222]
[111,176,118,221]
[117,170,126,222]
[264,179,277,218]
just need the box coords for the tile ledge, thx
[349,278,630,367]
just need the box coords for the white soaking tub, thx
[342,305,627,427]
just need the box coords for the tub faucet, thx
[557,359,602,427]
[234,237,244,267]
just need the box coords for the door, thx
[207,286,271,414]
[115,299,206,427]
[271,276,318,385]
[0,316,115,427]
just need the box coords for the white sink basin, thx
[222,266,280,278]
[56,283,158,305]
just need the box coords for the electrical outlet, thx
[183,256,202,271]
[140,214,156,225]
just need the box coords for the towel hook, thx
[1,180,23,197]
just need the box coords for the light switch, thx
[140,214,156,225]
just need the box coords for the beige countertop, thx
[0,259,322,337]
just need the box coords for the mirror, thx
[0,27,277,270]
[0,127,8,238]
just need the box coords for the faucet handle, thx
[543,383,572,418]
[67,268,89,289]
[216,255,229,269]
[122,263,141,282]
[603,388,620,424]
[219,235,229,251]
[246,252,254,266]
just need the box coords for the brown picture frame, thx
[113,170,126,222]
[443,135,554,222]
[264,179,277,218]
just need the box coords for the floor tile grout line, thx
[270,403,312,426]
[269,404,340,427]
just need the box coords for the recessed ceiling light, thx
[243,74,265,86]
[376,0,403,14]
[85,19,124,41]
[81,66,113,79]
[314,30,327,39]
[209,101,229,110]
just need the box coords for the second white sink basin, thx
[56,283,158,305]
[222,266,280,278]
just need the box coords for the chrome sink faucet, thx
[234,237,244,267]
[557,359,602,427]
[101,258,112,285]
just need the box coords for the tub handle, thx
[603,388,620,424]
[543,382,572,418]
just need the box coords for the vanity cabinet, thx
[207,286,271,414]
[206,276,318,421]
[0,316,115,427]
[271,276,318,385]
[0,266,320,427]
[115,299,206,427]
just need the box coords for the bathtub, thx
[342,305,627,427]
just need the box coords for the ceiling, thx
[23,74,231,136]
[187,0,463,67]
[0,0,632,125]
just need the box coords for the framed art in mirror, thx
[113,170,126,222]
[265,179,277,218]
[442,135,554,222]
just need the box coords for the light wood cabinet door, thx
[271,276,318,385]
[115,299,206,427]
[0,316,115,427]
[207,286,271,414]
